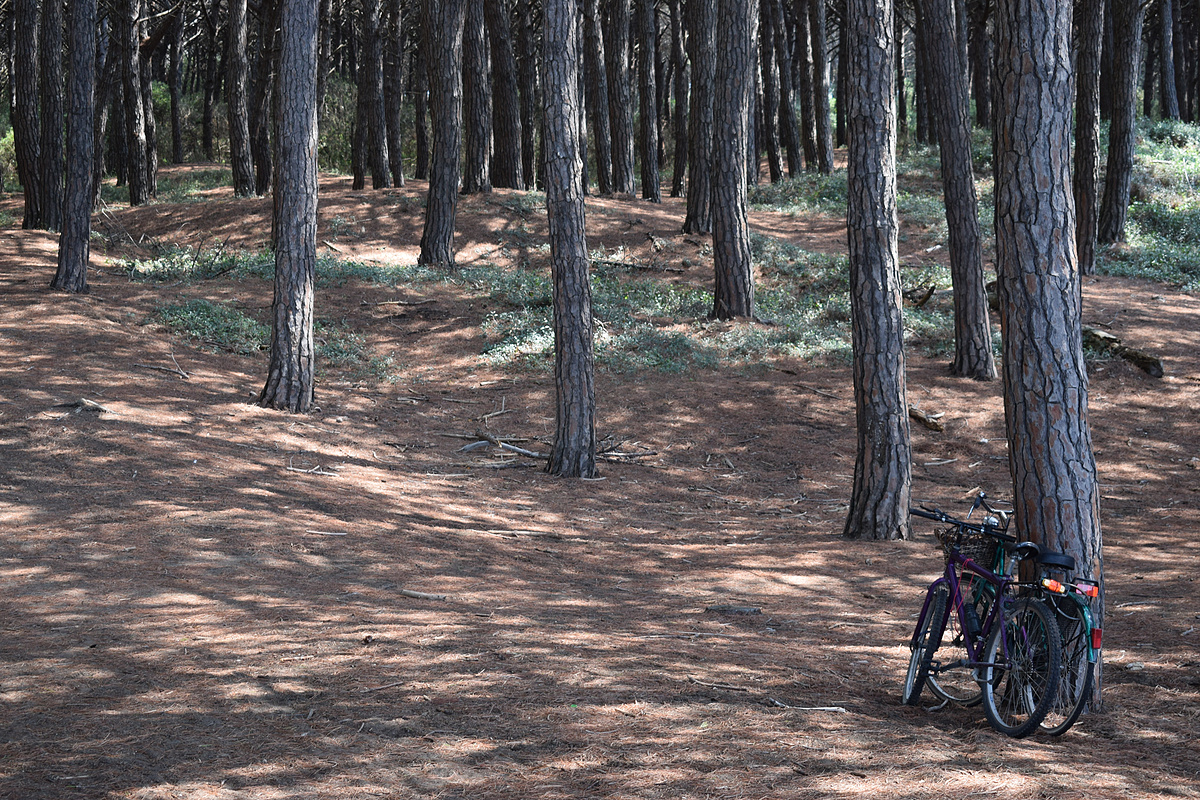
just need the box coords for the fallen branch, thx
[474,429,548,459]
[361,298,436,307]
[53,398,112,413]
[398,588,447,601]
[909,406,945,432]
[134,362,190,379]
[767,698,847,713]
[688,676,751,692]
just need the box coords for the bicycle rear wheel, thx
[980,596,1061,738]
[902,583,947,706]
[928,577,992,706]
[1039,595,1095,735]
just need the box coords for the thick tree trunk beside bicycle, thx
[993,0,1105,703]
[843,0,912,541]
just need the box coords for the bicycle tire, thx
[1039,594,1095,735]
[980,596,1061,738]
[902,583,947,706]
[927,576,993,706]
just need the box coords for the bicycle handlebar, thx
[910,504,1017,542]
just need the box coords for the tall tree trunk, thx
[769,0,801,177]
[53,0,97,294]
[637,0,661,200]
[251,0,281,196]
[229,0,258,196]
[462,0,492,193]
[993,0,1104,701]
[92,29,116,210]
[606,0,636,193]
[808,0,835,172]
[261,0,320,414]
[711,0,758,320]
[759,4,784,183]
[201,4,219,161]
[968,0,991,128]
[383,0,406,187]
[913,0,930,142]
[1074,0,1105,276]
[516,0,540,188]
[39,0,65,230]
[835,16,847,146]
[843,0,912,541]
[1097,0,1146,243]
[920,0,996,379]
[360,0,393,189]
[487,0,526,189]
[683,0,715,233]
[317,0,334,107]
[795,1,819,168]
[122,0,151,206]
[169,8,185,164]
[543,0,598,478]
[1160,0,1180,119]
[669,0,689,196]
[413,34,431,179]
[1143,36,1157,118]
[419,0,466,265]
[897,11,908,141]
[139,27,159,198]
[13,0,43,229]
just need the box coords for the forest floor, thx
[1,165,1198,799]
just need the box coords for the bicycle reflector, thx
[1092,627,1103,650]
[1075,581,1100,598]
[1040,578,1066,594]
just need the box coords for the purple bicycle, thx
[903,495,1062,738]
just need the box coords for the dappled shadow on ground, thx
[1,169,1198,799]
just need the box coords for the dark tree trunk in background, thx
[462,0,492,193]
[968,0,991,128]
[38,0,65,230]
[487,0,526,189]
[1098,0,1146,243]
[1143,37,1156,118]
[383,0,407,187]
[413,33,431,179]
[229,0,258,196]
[261,0,320,414]
[993,0,1105,700]
[843,0,912,541]
[583,0,613,193]
[352,93,368,189]
[711,0,757,320]
[139,29,159,198]
[543,0,598,478]
[897,12,908,140]
[669,0,689,196]
[516,0,540,188]
[808,0,835,172]
[53,0,98,294]
[419,0,466,265]
[92,32,116,210]
[769,0,801,176]
[759,4,784,183]
[13,0,43,229]
[359,0,393,189]
[1160,0,1180,119]
[318,0,334,106]
[683,0,715,233]
[251,0,281,196]
[201,5,219,161]
[1099,0,1113,120]
[170,8,185,164]
[122,0,151,206]
[606,0,636,193]
[795,2,819,169]
[1074,0,1105,275]
[920,0,996,379]
[835,18,846,146]
[913,0,930,143]
[633,0,662,200]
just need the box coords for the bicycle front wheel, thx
[1039,595,1095,736]
[980,596,1061,738]
[928,576,993,706]
[902,583,947,706]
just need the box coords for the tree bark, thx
[462,0,492,194]
[360,0,393,189]
[487,0,526,189]
[897,11,908,140]
[13,0,43,229]
[993,0,1105,699]
[169,7,186,164]
[382,0,406,187]
[683,0,715,233]
[229,0,258,197]
[808,0,835,172]
[711,0,758,320]
[543,0,598,478]
[606,0,637,193]
[669,0,689,196]
[919,0,996,379]
[38,0,65,230]
[1097,0,1146,243]
[516,0,541,187]
[968,0,991,128]
[795,1,818,169]
[251,0,282,196]
[413,29,431,179]
[843,0,912,541]
[758,3,784,183]
[419,0,466,266]
[1074,0,1105,275]
[122,0,151,206]
[1159,0,1180,119]
[53,0,97,294]
[261,0,320,414]
[637,0,662,200]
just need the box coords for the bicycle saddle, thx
[1037,550,1076,572]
